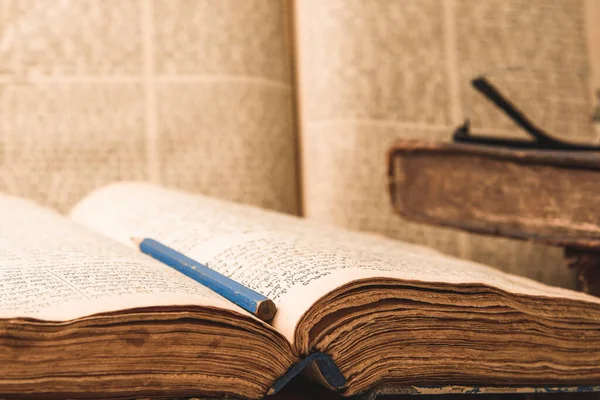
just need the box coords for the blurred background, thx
[0,0,598,290]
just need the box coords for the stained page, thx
[70,182,600,341]
[0,195,246,322]
[293,0,597,289]
[0,0,298,215]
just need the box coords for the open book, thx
[2,182,600,399]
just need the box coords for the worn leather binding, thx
[388,140,600,297]
[388,140,600,247]
[268,352,346,395]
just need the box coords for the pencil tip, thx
[257,299,277,321]
[130,237,143,246]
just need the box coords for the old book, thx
[388,140,600,297]
[2,182,600,399]
[388,140,600,248]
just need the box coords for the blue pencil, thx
[132,238,277,321]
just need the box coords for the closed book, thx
[388,140,600,296]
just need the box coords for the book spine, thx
[268,352,346,395]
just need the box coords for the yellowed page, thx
[0,0,298,215]
[0,195,248,322]
[586,0,600,101]
[70,182,600,342]
[293,0,597,289]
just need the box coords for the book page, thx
[586,0,600,102]
[0,0,298,215]
[292,0,597,289]
[70,182,600,341]
[0,195,246,322]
